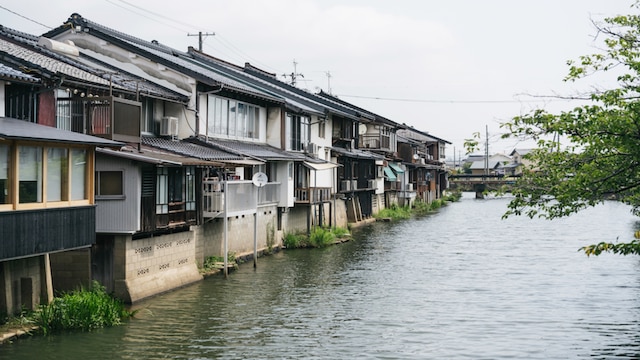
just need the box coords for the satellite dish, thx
[358,124,367,135]
[413,154,420,160]
[252,172,268,187]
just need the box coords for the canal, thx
[2,193,640,359]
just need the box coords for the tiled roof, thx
[0,25,187,102]
[330,146,385,160]
[0,37,111,86]
[0,117,122,146]
[0,63,38,83]
[142,136,249,162]
[189,51,334,117]
[53,14,284,105]
[188,137,305,161]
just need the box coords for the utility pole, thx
[484,125,489,176]
[187,31,215,51]
[282,59,304,86]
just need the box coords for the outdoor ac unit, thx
[351,180,358,190]
[368,179,376,189]
[407,183,414,191]
[305,142,318,156]
[420,158,426,165]
[341,180,351,191]
[160,116,178,137]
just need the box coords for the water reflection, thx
[2,195,640,359]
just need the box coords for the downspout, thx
[200,84,225,142]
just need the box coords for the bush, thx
[36,281,133,335]
[375,204,411,220]
[309,227,336,248]
[283,232,304,248]
[331,226,350,238]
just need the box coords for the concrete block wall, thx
[50,249,91,293]
[200,204,279,259]
[0,256,44,315]
[118,231,202,303]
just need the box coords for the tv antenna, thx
[282,59,304,86]
[325,71,332,94]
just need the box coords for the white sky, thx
[1,0,635,159]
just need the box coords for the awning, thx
[303,161,341,171]
[383,166,397,181]
[388,163,404,174]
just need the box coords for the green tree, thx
[501,2,640,255]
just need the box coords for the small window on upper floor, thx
[96,170,124,199]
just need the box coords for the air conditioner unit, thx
[341,180,351,191]
[420,158,426,165]
[305,142,318,156]
[160,116,179,137]
[407,183,414,191]
[351,180,358,190]
[368,179,376,189]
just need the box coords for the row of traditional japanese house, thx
[0,13,450,315]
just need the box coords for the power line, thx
[105,0,190,33]
[334,94,583,104]
[0,4,51,29]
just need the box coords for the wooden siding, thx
[0,206,96,261]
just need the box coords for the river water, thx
[2,193,640,359]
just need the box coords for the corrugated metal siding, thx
[95,154,141,233]
[0,206,95,261]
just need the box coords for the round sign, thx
[252,172,268,187]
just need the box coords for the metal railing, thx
[203,180,280,218]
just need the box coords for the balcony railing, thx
[203,180,280,218]
[294,187,331,204]
[359,134,391,151]
[56,96,142,143]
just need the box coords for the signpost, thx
[251,172,268,268]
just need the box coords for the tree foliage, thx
[501,3,640,255]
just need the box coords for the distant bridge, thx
[448,174,520,197]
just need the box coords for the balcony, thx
[294,187,332,204]
[359,134,391,151]
[203,180,280,218]
[57,96,142,143]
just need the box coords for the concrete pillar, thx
[41,254,53,305]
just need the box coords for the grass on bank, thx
[375,191,462,220]
[36,281,134,335]
[284,226,351,249]
[0,281,134,337]
[201,252,238,273]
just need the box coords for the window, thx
[156,167,168,214]
[156,166,196,213]
[3,144,91,209]
[0,144,10,204]
[19,146,42,203]
[207,95,261,140]
[318,119,326,139]
[141,98,155,134]
[185,167,195,211]
[47,147,68,202]
[96,171,124,198]
[286,114,310,151]
[71,148,87,200]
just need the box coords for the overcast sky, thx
[1,0,635,159]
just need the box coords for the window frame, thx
[95,170,125,199]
